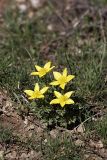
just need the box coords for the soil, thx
[0,0,107,159]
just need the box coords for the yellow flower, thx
[50,68,75,89]
[50,91,74,107]
[24,83,49,100]
[31,62,55,77]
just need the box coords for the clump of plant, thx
[0,125,18,144]
[42,134,82,160]
[24,61,80,129]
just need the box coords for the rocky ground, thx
[0,89,107,159]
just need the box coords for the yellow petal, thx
[44,62,51,69]
[24,90,34,96]
[66,99,74,104]
[40,87,49,94]
[54,91,62,98]
[60,83,66,89]
[63,68,67,77]
[53,72,61,80]
[38,95,44,98]
[31,72,39,76]
[50,99,59,104]
[39,73,46,77]
[60,102,66,107]
[64,91,74,98]
[67,75,75,82]
[48,66,55,71]
[50,81,59,86]
[35,65,41,71]
[34,83,39,91]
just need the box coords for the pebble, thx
[0,151,4,159]
[50,129,59,139]
[47,24,53,31]
[75,139,85,147]
[84,154,103,160]
[30,0,42,9]
[18,4,27,13]
[76,124,85,133]
[89,140,103,149]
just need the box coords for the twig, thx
[73,111,105,132]
[65,10,89,37]
[21,94,29,103]
[56,111,105,132]
[47,0,67,28]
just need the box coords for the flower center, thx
[58,76,67,84]
[33,91,41,97]
[39,68,47,76]
[59,95,67,103]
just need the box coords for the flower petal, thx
[64,91,74,98]
[39,73,46,77]
[63,68,67,77]
[48,66,55,71]
[67,75,75,82]
[40,87,49,94]
[54,91,62,98]
[50,81,59,86]
[66,99,74,104]
[28,96,35,100]
[44,62,51,69]
[60,83,66,89]
[38,95,44,98]
[35,65,41,71]
[24,90,34,96]
[60,102,66,107]
[34,83,39,91]
[31,72,39,76]
[53,72,61,80]
[50,99,59,104]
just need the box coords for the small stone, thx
[30,0,43,9]
[0,151,4,159]
[29,132,33,138]
[97,140,103,148]
[84,154,90,159]
[27,124,35,131]
[28,11,34,18]
[28,150,41,159]
[50,129,59,139]
[60,31,66,35]
[47,24,53,31]
[65,5,71,10]
[75,139,85,147]
[21,153,28,158]
[44,139,48,143]
[99,148,107,158]
[84,154,103,160]
[24,118,28,125]
[76,124,85,133]
[89,140,103,149]
[36,127,43,133]
[18,4,27,13]
[5,151,17,159]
